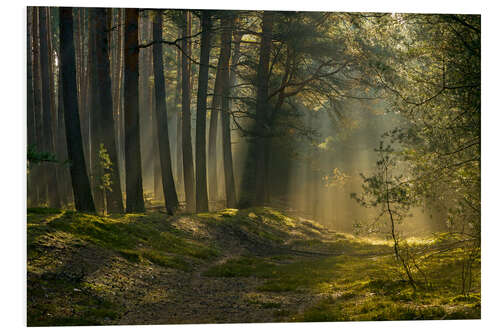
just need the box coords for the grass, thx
[28,209,218,270]
[27,206,480,325]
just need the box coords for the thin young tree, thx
[195,11,213,212]
[59,7,95,212]
[123,8,145,212]
[152,10,179,214]
[181,10,196,212]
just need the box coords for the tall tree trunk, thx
[112,8,125,195]
[57,65,73,207]
[221,17,239,208]
[32,7,45,205]
[82,8,93,181]
[254,12,274,205]
[152,88,163,200]
[95,8,124,213]
[87,9,105,213]
[27,8,35,206]
[124,8,145,212]
[48,8,66,206]
[175,40,183,199]
[74,8,82,111]
[80,9,91,175]
[181,10,195,212]
[195,11,213,212]
[39,7,61,208]
[208,15,231,204]
[153,11,179,214]
[59,7,96,212]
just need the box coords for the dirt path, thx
[115,247,329,325]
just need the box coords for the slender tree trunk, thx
[181,10,195,212]
[32,7,45,205]
[39,7,61,208]
[87,9,105,213]
[153,11,179,214]
[95,8,124,213]
[124,8,145,212]
[152,88,163,200]
[59,7,96,212]
[221,18,239,208]
[74,8,82,111]
[175,40,183,198]
[48,8,66,206]
[83,8,93,180]
[254,12,274,205]
[27,8,35,206]
[195,11,213,212]
[57,64,74,208]
[27,8,35,149]
[112,8,125,195]
[208,16,231,204]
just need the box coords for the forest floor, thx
[27,206,480,326]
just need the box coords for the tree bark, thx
[95,8,124,213]
[195,11,213,212]
[59,7,96,212]
[181,10,196,212]
[254,12,274,205]
[221,18,239,208]
[39,7,61,208]
[208,15,232,204]
[124,8,145,212]
[87,9,105,212]
[153,11,179,214]
[32,7,45,205]
[27,8,35,206]
[175,38,183,198]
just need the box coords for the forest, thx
[26,7,480,325]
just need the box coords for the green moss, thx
[27,206,480,324]
[141,250,191,271]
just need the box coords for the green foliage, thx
[27,145,58,168]
[95,143,113,193]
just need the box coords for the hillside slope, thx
[27,207,480,326]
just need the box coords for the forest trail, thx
[27,207,480,326]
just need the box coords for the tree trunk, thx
[95,8,124,213]
[32,7,45,205]
[195,11,213,212]
[27,8,35,206]
[175,39,183,198]
[39,7,61,208]
[59,7,96,212]
[57,64,73,208]
[152,88,163,200]
[153,11,179,214]
[181,10,196,212]
[221,18,239,208]
[124,8,145,212]
[87,9,105,213]
[208,15,232,205]
[81,8,91,175]
[254,12,274,205]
